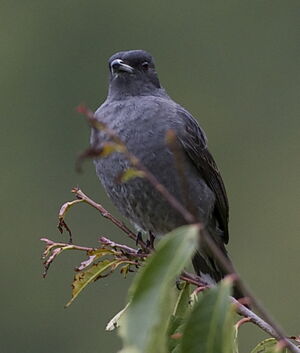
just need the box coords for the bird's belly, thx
[92,100,215,234]
[94,146,215,235]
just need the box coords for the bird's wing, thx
[177,108,229,244]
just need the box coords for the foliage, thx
[41,186,300,353]
[119,225,198,353]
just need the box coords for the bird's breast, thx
[91,97,215,234]
[92,97,183,173]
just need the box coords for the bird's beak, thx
[110,59,134,74]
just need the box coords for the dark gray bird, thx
[91,49,231,287]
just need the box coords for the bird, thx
[91,49,234,290]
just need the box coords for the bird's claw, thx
[149,230,155,249]
[136,232,143,246]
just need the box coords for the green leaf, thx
[120,225,199,353]
[65,259,120,307]
[250,338,287,353]
[167,283,191,353]
[179,277,235,353]
[167,316,184,353]
[173,282,191,318]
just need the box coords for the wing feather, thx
[177,108,229,244]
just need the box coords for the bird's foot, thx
[136,232,143,246]
[146,230,155,249]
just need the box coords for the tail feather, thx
[192,250,245,300]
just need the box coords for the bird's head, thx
[107,50,162,98]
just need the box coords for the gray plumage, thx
[91,50,232,286]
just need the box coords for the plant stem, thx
[72,187,147,249]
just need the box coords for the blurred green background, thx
[1,1,299,352]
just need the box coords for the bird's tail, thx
[192,248,245,300]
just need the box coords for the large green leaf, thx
[179,277,235,353]
[119,225,199,353]
[250,338,287,353]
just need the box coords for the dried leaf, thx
[76,142,126,172]
[106,302,130,331]
[117,168,145,183]
[58,199,84,220]
[76,248,119,271]
[99,142,126,157]
[40,239,74,277]
[57,199,84,242]
[76,255,97,271]
[165,129,177,145]
[66,259,120,307]
[120,264,131,278]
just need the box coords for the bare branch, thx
[72,187,148,250]
[99,236,148,257]
[40,238,95,277]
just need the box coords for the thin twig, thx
[181,272,296,350]
[99,236,148,257]
[40,238,97,277]
[233,298,278,339]
[72,187,148,249]
[235,317,252,330]
[41,238,95,253]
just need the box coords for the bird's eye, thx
[141,61,149,70]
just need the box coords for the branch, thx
[56,188,298,351]
[180,271,288,345]
[72,187,148,250]
[41,237,96,277]
[42,231,297,351]
[99,236,148,257]
[233,298,278,339]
